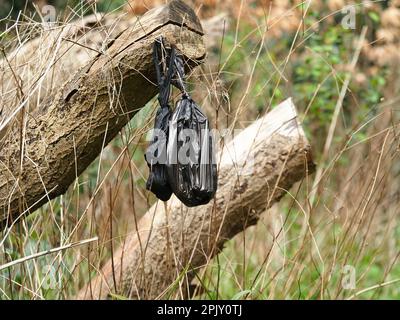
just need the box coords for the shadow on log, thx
[77,98,315,299]
[0,0,205,226]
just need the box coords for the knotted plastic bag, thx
[144,38,175,201]
[145,37,217,206]
[166,54,218,207]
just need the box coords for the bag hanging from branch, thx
[166,53,218,207]
[144,38,175,201]
[145,37,217,206]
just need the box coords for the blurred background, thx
[1,0,400,299]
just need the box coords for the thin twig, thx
[0,237,98,271]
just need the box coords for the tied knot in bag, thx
[143,38,174,201]
[145,37,217,207]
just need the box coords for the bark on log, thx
[77,98,315,299]
[0,0,205,225]
[0,12,136,127]
[0,9,223,130]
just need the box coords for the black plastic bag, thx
[166,54,218,207]
[145,37,217,206]
[144,38,175,201]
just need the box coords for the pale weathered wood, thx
[0,0,205,226]
[77,98,315,299]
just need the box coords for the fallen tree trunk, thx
[77,98,315,299]
[0,0,205,225]
[0,10,225,127]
